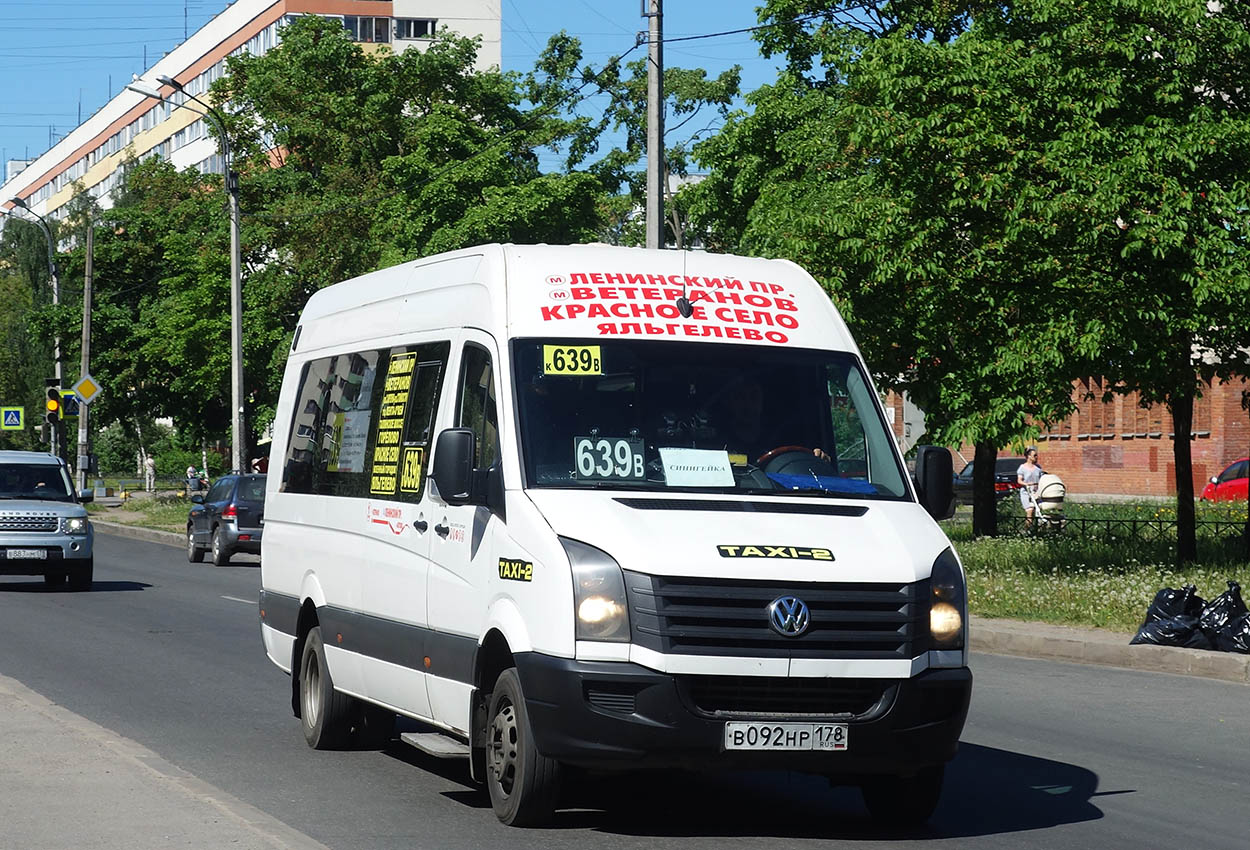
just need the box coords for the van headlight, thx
[930,547,966,649]
[61,516,89,535]
[560,537,631,643]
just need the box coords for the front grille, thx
[626,572,927,659]
[682,675,894,718]
[0,513,59,533]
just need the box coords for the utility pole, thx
[644,0,664,249]
[77,224,93,491]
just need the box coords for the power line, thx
[659,10,860,44]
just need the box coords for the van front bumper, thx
[513,653,971,779]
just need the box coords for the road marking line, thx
[221,595,253,605]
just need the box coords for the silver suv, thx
[0,451,94,590]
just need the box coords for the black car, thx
[187,474,265,565]
[952,457,1025,506]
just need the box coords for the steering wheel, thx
[755,445,816,467]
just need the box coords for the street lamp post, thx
[126,76,247,473]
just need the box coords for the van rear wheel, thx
[299,627,353,749]
[860,765,944,825]
[485,668,561,826]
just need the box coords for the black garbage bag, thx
[1131,614,1213,649]
[1198,581,1248,642]
[1213,611,1250,654]
[1144,585,1206,623]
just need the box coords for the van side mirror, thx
[914,445,954,520]
[433,428,476,505]
[77,489,94,504]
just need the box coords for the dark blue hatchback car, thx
[187,473,265,565]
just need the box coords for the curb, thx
[92,519,184,548]
[970,616,1250,685]
[90,518,1250,686]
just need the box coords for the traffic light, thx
[45,387,61,426]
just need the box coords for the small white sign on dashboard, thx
[658,448,735,487]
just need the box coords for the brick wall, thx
[885,377,1250,497]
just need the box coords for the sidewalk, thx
[0,673,329,850]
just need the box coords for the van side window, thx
[281,342,449,501]
[456,344,499,469]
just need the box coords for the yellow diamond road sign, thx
[73,373,102,405]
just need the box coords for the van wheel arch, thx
[291,600,320,718]
[472,630,515,782]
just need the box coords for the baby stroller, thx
[1026,472,1067,531]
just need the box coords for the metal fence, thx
[997,515,1248,542]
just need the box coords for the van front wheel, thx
[860,765,944,825]
[485,668,560,826]
[299,627,353,749]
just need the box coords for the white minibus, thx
[259,243,969,826]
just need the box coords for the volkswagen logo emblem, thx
[767,596,810,637]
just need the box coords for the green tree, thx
[0,214,60,452]
[206,18,620,438]
[693,1,1250,550]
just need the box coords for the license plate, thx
[6,549,47,560]
[724,722,848,751]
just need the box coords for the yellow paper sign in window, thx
[542,345,602,376]
[399,446,424,493]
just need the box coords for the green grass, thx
[946,499,1250,631]
[92,493,192,534]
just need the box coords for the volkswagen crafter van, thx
[259,243,969,826]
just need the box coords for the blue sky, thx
[0,1,783,175]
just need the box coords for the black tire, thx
[67,557,93,592]
[187,526,205,563]
[298,627,354,749]
[861,765,944,826]
[211,527,230,566]
[485,667,561,826]
[43,571,66,588]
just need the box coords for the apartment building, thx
[1,1,501,232]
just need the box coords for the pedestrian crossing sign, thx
[0,407,24,430]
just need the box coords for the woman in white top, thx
[1017,448,1043,527]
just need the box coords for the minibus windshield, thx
[513,339,908,500]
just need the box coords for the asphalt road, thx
[0,531,1247,849]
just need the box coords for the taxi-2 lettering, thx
[498,558,533,582]
[717,545,834,560]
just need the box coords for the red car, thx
[1201,457,1249,502]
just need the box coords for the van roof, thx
[296,243,859,355]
